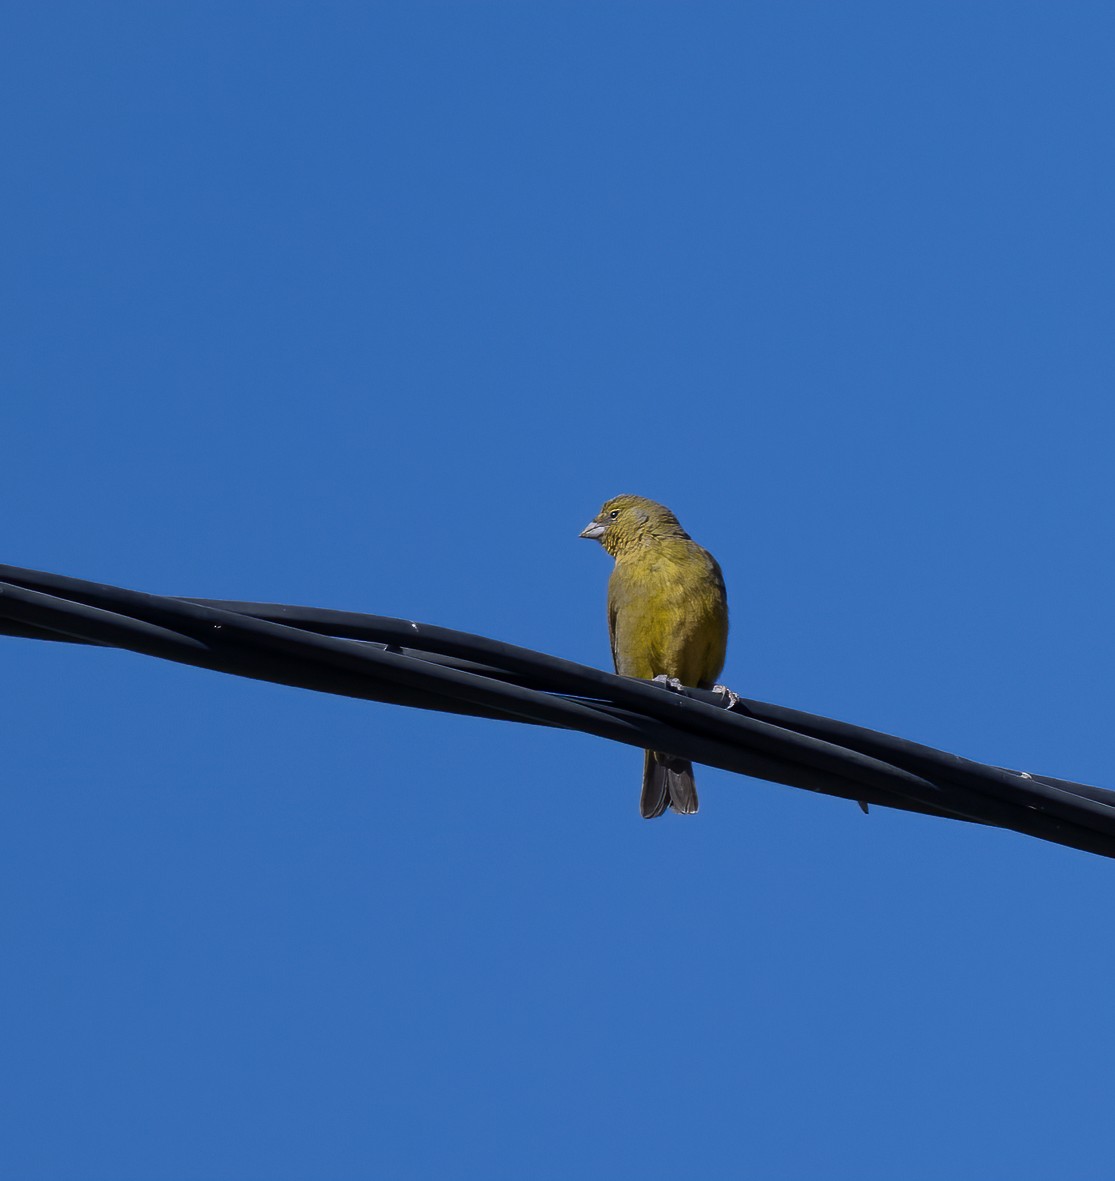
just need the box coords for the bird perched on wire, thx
[580,494,731,818]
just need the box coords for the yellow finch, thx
[580,494,730,817]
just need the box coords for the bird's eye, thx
[609,510,619,520]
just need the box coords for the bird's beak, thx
[579,520,606,540]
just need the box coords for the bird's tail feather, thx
[641,750,699,818]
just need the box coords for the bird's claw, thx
[711,683,741,711]
[652,674,687,693]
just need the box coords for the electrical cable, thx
[2,563,1112,859]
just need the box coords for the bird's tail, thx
[641,750,699,818]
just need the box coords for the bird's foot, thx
[711,683,741,710]
[652,674,687,693]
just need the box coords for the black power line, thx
[1,562,1112,859]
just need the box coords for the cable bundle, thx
[2,562,1113,859]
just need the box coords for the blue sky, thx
[3,3,1115,1178]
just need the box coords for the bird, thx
[579,494,730,817]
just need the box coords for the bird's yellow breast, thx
[607,538,728,688]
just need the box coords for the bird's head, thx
[579,494,688,557]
